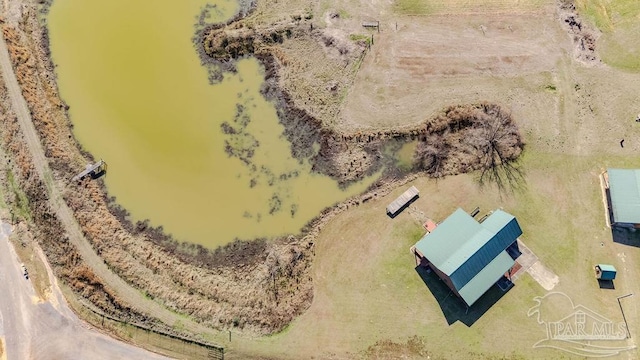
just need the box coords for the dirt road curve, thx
[0,7,218,339]
[0,223,170,359]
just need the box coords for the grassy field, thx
[212,0,640,358]
[575,0,640,31]
[220,149,640,359]
[393,0,553,15]
[220,0,640,359]
[576,0,640,71]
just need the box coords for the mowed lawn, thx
[231,48,640,360]
[221,1,640,358]
[227,149,640,359]
[393,0,553,15]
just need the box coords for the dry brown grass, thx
[59,284,218,360]
[0,80,144,322]
[3,2,319,335]
[7,224,51,301]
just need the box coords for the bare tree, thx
[415,133,449,177]
[415,103,524,190]
[472,104,525,190]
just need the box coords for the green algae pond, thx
[47,0,375,248]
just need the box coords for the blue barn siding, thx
[600,271,616,280]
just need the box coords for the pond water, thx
[395,141,417,171]
[47,0,375,248]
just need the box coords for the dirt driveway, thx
[0,222,170,360]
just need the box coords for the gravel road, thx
[0,222,171,359]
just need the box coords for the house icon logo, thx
[527,292,636,357]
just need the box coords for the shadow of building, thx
[415,266,512,326]
[597,279,615,290]
[611,226,640,248]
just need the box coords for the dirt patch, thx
[363,336,431,359]
[527,261,560,291]
[557,0,602,66]
[339,11,569,131]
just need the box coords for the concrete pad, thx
[526,261,559,291]
[510,239,559,290]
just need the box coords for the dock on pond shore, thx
[72,160,107,182]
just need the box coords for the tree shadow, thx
[477,158,527,194]
[415,266,512,326]
[611,226,640,248]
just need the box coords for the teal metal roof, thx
[414,208,486,274]
[607,169,640,224]
[480,210,515,234]
[449,213,521,289]
[414,208,522,306]
[597,264,617,273]
[458,251,514,306]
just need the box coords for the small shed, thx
[595,264,617,280]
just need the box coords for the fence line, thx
[78,299,224,360]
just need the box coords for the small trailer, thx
[386,186,419,218]
[595,264,617,280]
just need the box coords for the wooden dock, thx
[72,160,107,182]
[387,186,419,217]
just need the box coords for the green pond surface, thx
[48,0,375,248]
[396,141,417,171]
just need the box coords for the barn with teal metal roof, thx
[606,169,640,227]
[413,208,522,306]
